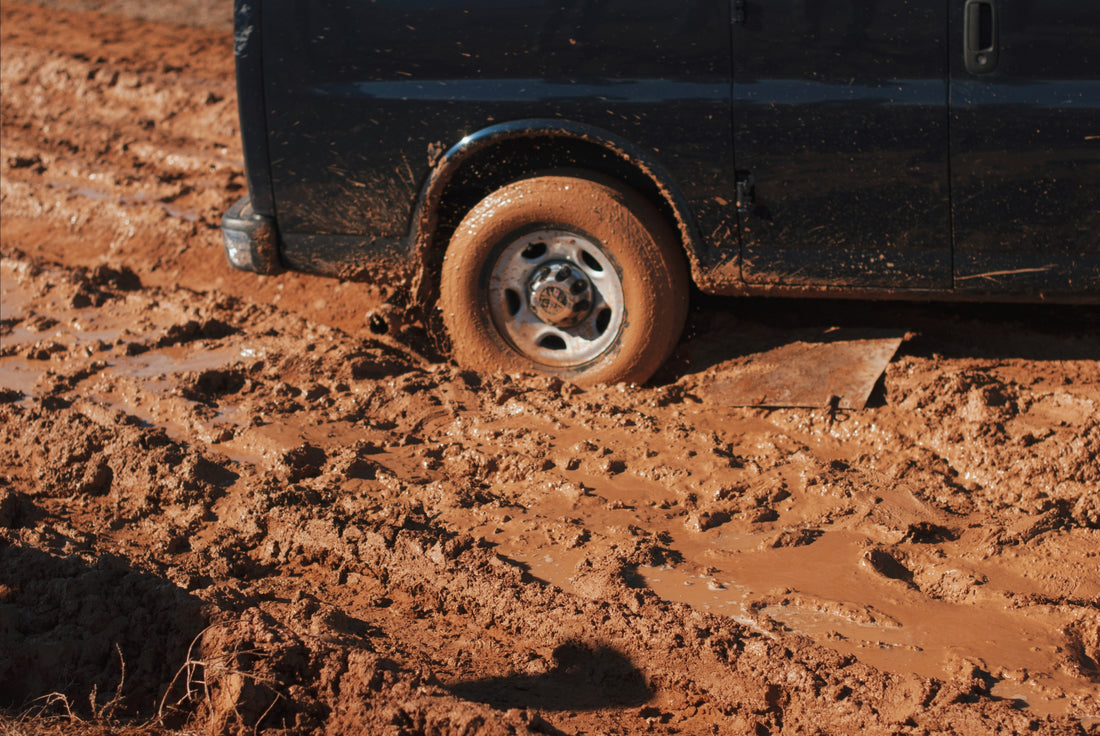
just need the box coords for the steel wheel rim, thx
[488,229,625,368]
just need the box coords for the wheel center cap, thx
[528,261,592,327]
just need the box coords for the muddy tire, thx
[440,174,689,386]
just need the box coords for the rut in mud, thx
[2,2,1099,735]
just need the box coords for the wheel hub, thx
[527,261,593,327]
[484,228,624,368]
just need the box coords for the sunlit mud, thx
[2,2,1098,734]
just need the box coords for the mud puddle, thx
[447,462,1098,719]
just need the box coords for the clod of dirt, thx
[85,264,142,292]
[1072,493,1100,529]
[278,443,327,481]
[765,527,822,548]
[156,319,237,348]
[685,509,731,532]
[179,367,246,402]
[861,548,915,585]
[6,153,45,171]
[1062,615,1100,680]
[0,388,24,404]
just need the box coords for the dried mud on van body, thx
[2,2,1099,734]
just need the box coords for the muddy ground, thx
[1,2,1098,734]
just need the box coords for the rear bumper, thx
[222,195,281,275]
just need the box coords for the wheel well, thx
[415,135,691,309]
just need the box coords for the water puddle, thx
[65,184,199,222]
[107,344,255,383]
[0,357,41,397]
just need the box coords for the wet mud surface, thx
[2,2,1099,734]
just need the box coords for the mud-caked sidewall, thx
[439,174,689,386]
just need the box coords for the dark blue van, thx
[223,1,1099,384]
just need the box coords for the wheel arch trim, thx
[409,118,702,307]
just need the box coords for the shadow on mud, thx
[0,543,206,720]
[447,641,651,713]
[662,296,1100,382]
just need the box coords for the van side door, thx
[950,0,1100,297]
[732,0,951,290]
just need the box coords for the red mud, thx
[1,2,1098,734]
